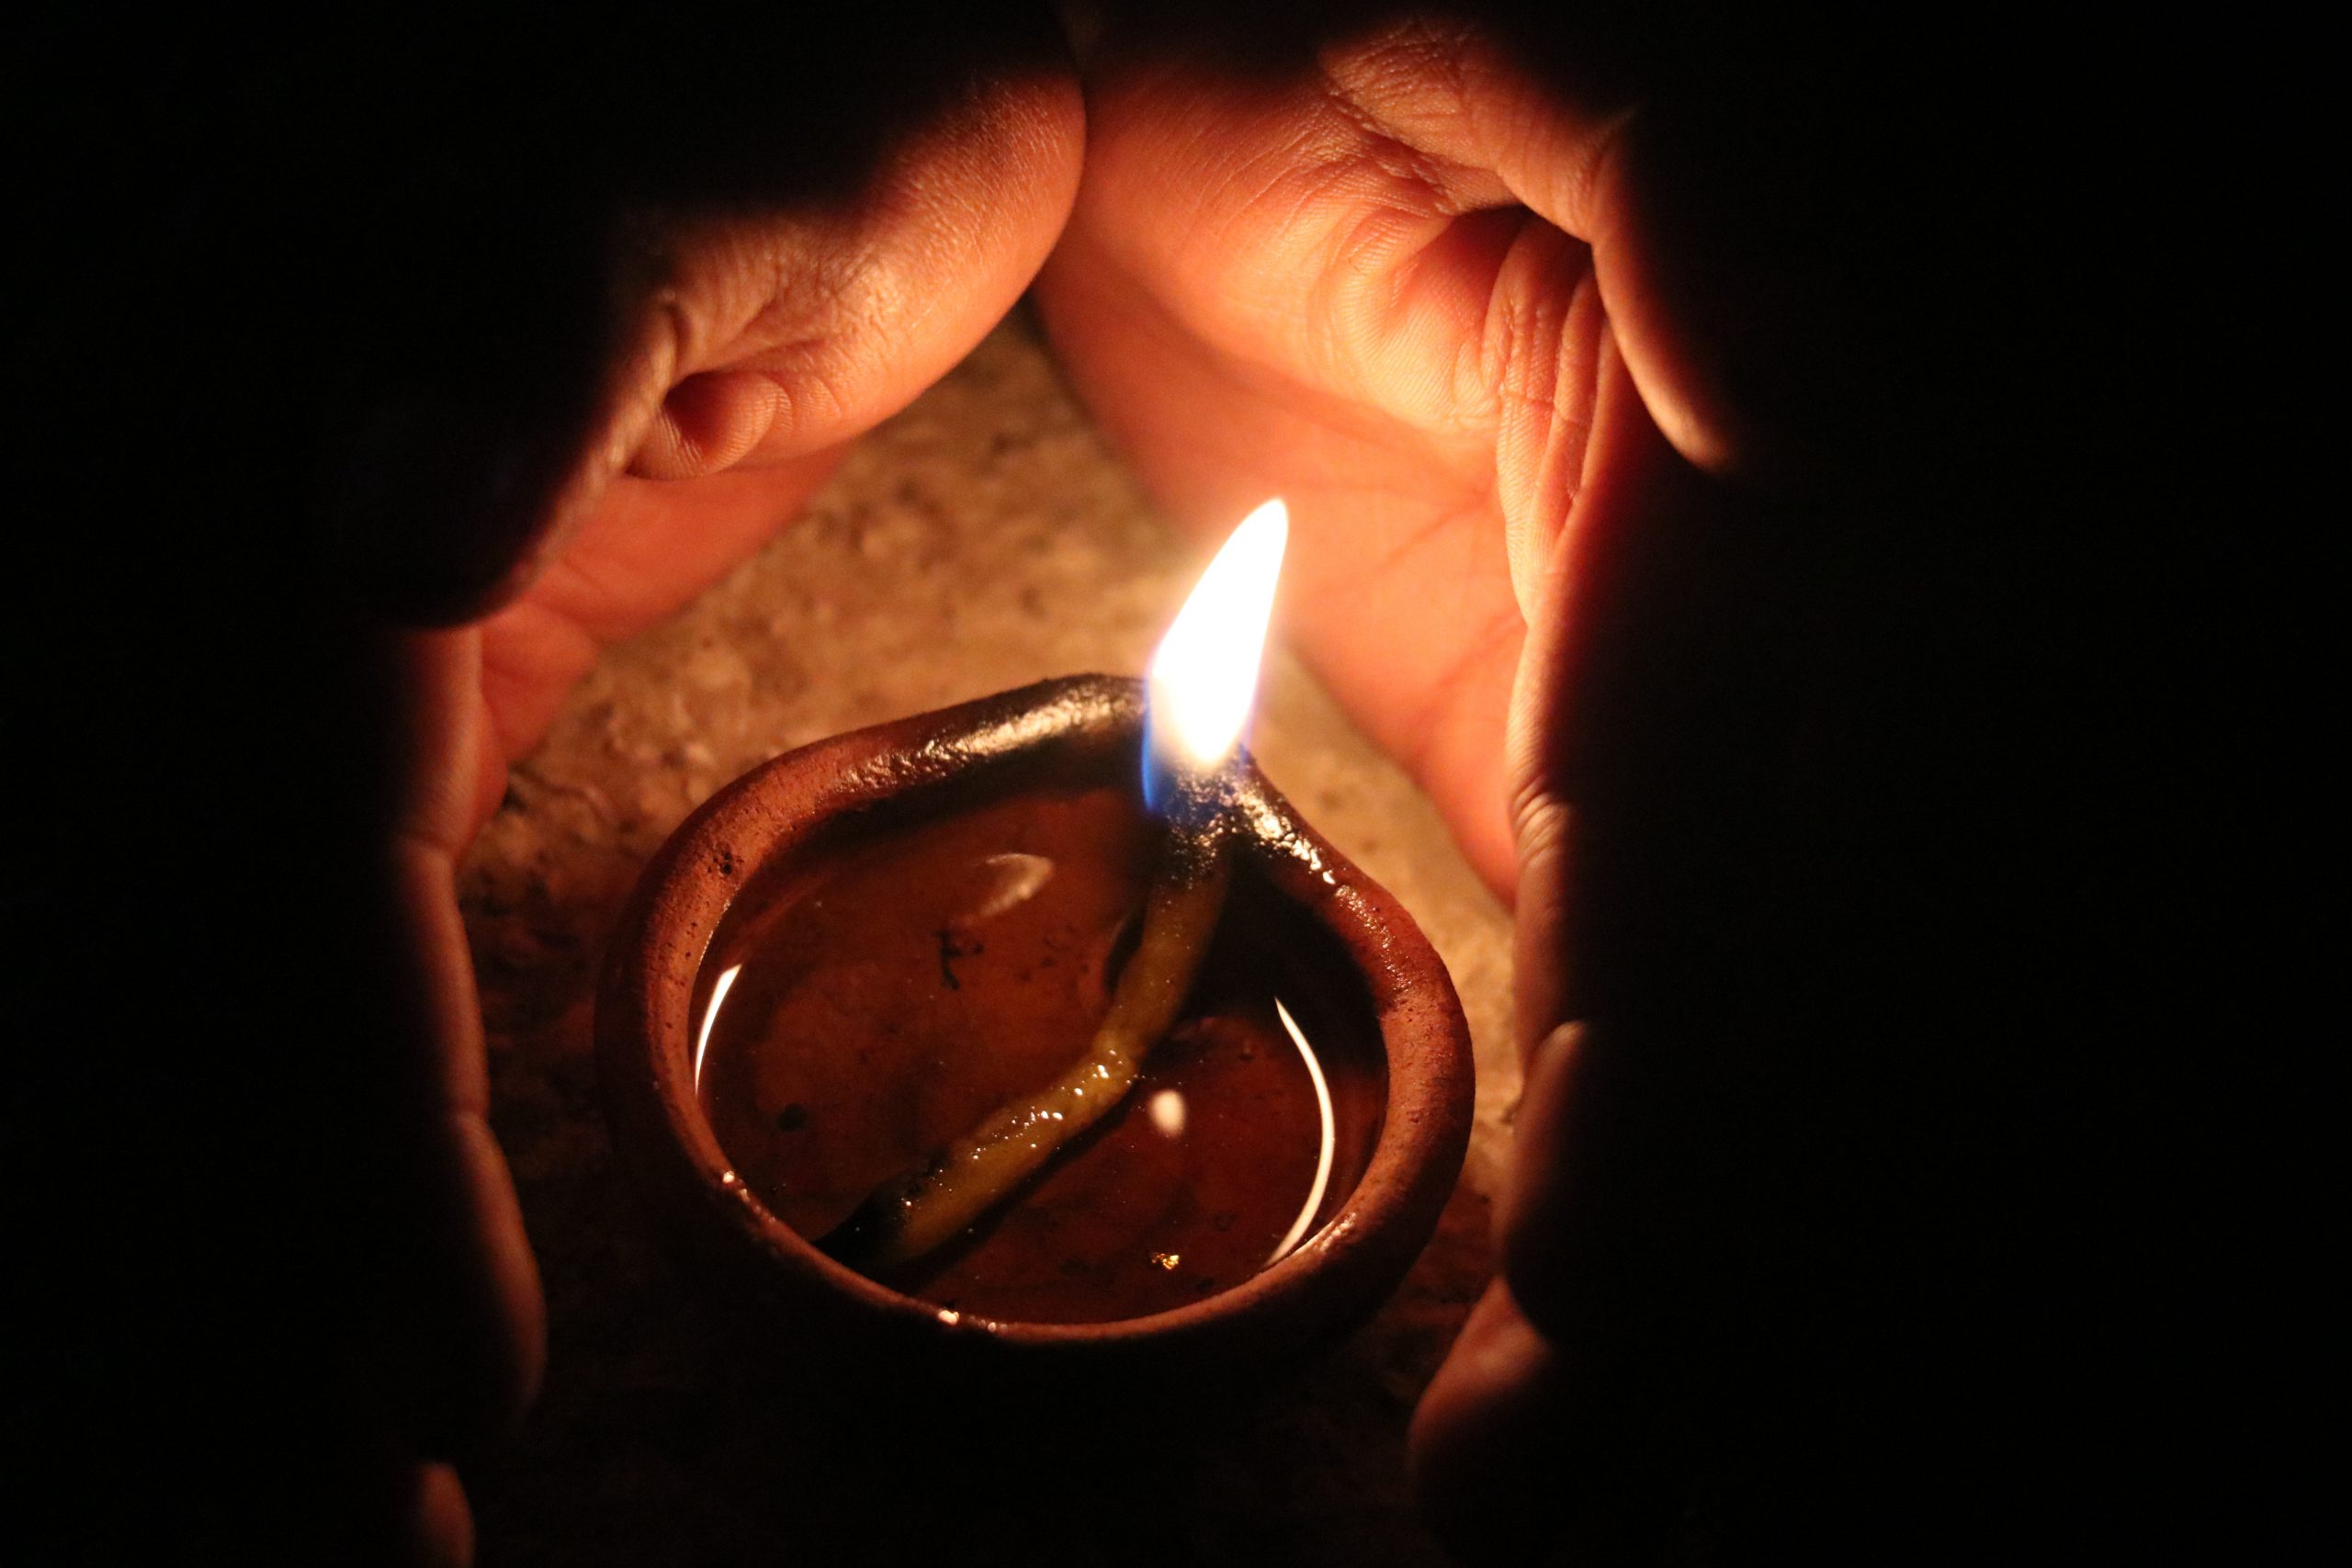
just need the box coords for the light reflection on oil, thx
[695,842,1346,1285]
[1264,998,1337,1267]
[968,852,1055,920]
[1148,1088,1186,1137]
[694,962,743,1089]
[696,853,1058,1096]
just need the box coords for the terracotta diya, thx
[596,506,1474,1378]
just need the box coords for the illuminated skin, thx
[356,54,1087,1564]
[353,8,2025,1563]
[1031,21,1785,1558]
[374,38,1739,1567]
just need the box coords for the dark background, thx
[8,5,2287,1561]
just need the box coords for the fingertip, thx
[1583,103,1836,491]
[407,1462,476,1568]
[1601,261,1806,490]
[628,369,786,480]
[1408,1281,1571,1562]
[1415,1265,1693,1562]
[1410,1279,1552,1465]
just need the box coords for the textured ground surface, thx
[459,316,1518,1565]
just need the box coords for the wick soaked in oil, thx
[693,786,1377,1324]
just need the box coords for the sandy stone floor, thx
[459,314,1518,1565]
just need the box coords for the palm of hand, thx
[1034,28,1755,1559]
[1037,29,1625,893]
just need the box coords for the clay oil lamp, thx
[597,502,1474,1382]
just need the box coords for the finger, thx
[1312,9,1865,483]
[605,67,1084,489]
[476,446,846,766]
[1499,331,1657,1051]
[1038,250,1530,889]
[469,62,1080,761]
[343,626,545,1457]
[317,1431,480,1568]
[1408,1280,1571,1561]
[1498,341,1764,1341]
[1409,1279,1682,1563]
[1416,341,1756,1557]
[405,1461,476,1568]
[1038,32,1548,893]
[321,15,1083,626]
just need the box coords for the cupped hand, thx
[324,26,1082,1561]
[1034,6,1976,1559]
[1035,6,1834,885]
[34,4,2183,1561]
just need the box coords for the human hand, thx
[1035,3,1866,888]
[311,22,1082,1560]
[1035,4,2077,1557]
[28,4,2193,1560]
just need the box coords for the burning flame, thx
[1147,499,1288,785]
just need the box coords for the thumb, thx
[307,10,1082,625]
